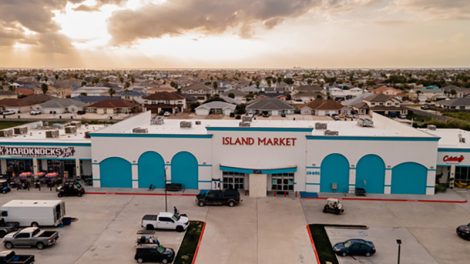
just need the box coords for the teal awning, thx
[219,165,297,174]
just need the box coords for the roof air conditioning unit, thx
[132,127,148,133]
[427,125,436,130]
[52,123,64,129]
[84,132,91,138]
[14,127,28,135]
[0,129,14,137]
[180,121,192,128]
[65,126,78,134]
[458,134,465,143]
[151,117,164,125]
[324,130,339,136]
[46,130,60,138]
[242,116,252,122]
[195,121,201,125]
[239,122,251,127]
[315,123,327,130]
[357,117,374,127]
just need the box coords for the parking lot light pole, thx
[396,239,402,264]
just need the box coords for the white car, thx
[141,212,189,232]
[30,110,42,115]
[1,110,16,116]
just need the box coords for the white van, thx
[0,200,66,227]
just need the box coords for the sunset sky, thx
[0,0,469,69]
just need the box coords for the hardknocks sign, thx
[0,146,76,158]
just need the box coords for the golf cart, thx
[136,230,160,246]
[57,179,85,197]
[323,198,344,215]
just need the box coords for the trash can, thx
[62,217,72,226]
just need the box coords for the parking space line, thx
[192,222,206,264]
[306,225,321,264]
[86,191,197,197]
[301,197,467,204]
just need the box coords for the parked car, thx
[333,239,376,257]
[0,250,34,264]
[76,110,86,115]
[1,110,15,116]
[0,180,10,194]
[29,110,41,116]
[323,198,344,215]
[3,227,59,250]
[0,220,19,238]
[196,189,241,207]
[56,180,85,197]
[134,244,175,264]
[141,212,189,232]
[456,223,470,240]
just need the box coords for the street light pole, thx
[396,239,402,264]
[164,167,168,212]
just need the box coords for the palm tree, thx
[108,88,115,97]
[41,83,48,95]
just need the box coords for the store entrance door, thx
[270,173,294,195]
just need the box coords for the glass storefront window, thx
[223,172,246,190]
[455,166,470,183]
[271,173,294,191]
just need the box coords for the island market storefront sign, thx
[0,146,76,158]
[222,136,298,146]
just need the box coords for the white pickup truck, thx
[141,212,189,232]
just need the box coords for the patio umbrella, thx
[19,172,33,178]
[35,172,46,177]
[45,172,58,178]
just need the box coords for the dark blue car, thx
[333,239,376,257]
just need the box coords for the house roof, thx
[342,92,373,106]
[305,99,344,110]
[39,98,86,108]
[365,94,395,103]
[442,85,468,92]
[196,101,236,111]
[295,85,323,92]
[0,94,52,107]
[72,96,115,104]
[246,97,294,111]
[181,83,212,92]
[143,92,185,100]
[436,97,470,107]
[222,89,247,97]
[371,85,402,94]
[88,98,137,108]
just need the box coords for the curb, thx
[306,225,321,264]
[192,222,206,264]
[86,191,197,197]
[302,196,467,204]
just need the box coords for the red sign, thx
[443,155,464,163]
[222,137,297,146]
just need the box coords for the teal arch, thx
[356,154,385,194]
[138,151,165,189]
[100,157,132,188]
[171,151,198,189]
[320,153,350,193]
[391,162,427,194]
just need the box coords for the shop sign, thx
[443,155,464,164]
[0,146,75,158]
[222,136,297,146]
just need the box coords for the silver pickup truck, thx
[3,227,58,250]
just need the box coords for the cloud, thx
[0,0,84,53]
[396,0,470,19]
[73,0,127,12]
[108,0,373,45]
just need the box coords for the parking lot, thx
[301,190,470,264]
[1,189,470,264]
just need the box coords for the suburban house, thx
[33,98,86,114]
[363,94,407,117]
[142,92,186,114]
[119,90,145,103]
[0,94,52,113]
[0,90,17,100]
[371,85,403,96]
[180,83,215,101]
[442,85,470,99]
[222,89,248,104]
[71,86,113,97]
[72,96,116,105]
[195,101,236,116]
[435,97,470,110]
[15,87,34,97]
[246,97,295,116]
[87,98,139,114]
[300,99,344,116]
[341,93,373,116]
[328,87,364,100]
[292,90,324,103]
[417,85,446,101]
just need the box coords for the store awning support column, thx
[0,159,6,174]
[75,158,81,178]
[32,158,38,174]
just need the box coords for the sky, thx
[0,0,469,69]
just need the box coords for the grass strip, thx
[174,220,205,264]
[308,224,339,264]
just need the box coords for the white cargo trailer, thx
[0,200,66,227]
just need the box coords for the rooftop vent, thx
[180,121,192,128]
[14,127,28,135]
[84,132,91,138]
[132,127,148,133]
[65,126,77,134]
[151,117,164,125]
[427,125,436,130]
[324,130,339,136]
[46,130,60,138]
[357,117,374,127]
[242,116,253,122]
[195,121,201,125]
[315,123,327,130]
[239,122,251,127]
[459,133,466,143]
[0,129,14,137]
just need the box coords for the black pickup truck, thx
[0,251,34,264]
[196,189,241,207]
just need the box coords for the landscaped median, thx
[307,224,368,264]
[174,220,206,264]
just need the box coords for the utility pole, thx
[396,239,402,264]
